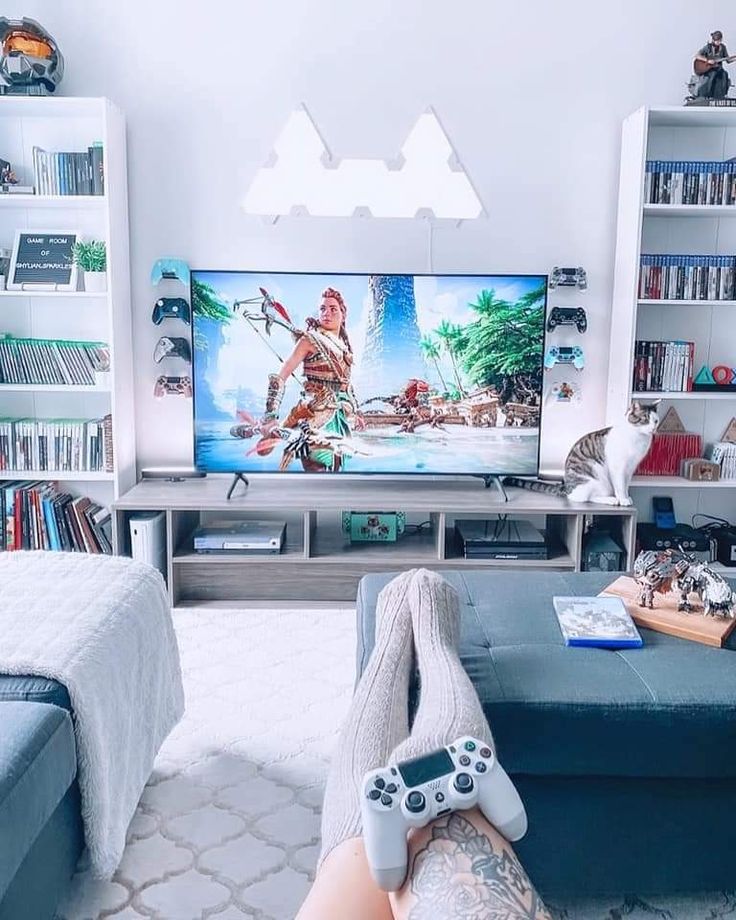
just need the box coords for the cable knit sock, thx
[390,568,494,764]
[318,569,415,867]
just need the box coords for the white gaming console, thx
[360,735,527,891]
[129,511,167,577]
[193,520,286,554]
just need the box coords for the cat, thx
[504,401,659,505]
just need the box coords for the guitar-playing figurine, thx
[692,31,735,100]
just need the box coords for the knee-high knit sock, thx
[318,569,415,867]
[390,569,493,764]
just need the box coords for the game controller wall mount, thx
[154,375,192,398]
[546,306,587,334]
[549,266,587,290]
[361,735,527,892]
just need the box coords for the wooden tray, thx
[601,576,736,648]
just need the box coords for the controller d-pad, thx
[381,794,392,807]
[385,783,397,794]
[480,747,492,759]
[374,777,385,790]
[475,762,487,774]
[368,789,381,800]
[459,754,471,766]
[406,791,426,814]
[454,772,474,794]
[464,741,476,752]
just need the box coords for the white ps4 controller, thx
[360,735,528,891]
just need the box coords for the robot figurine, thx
[633,549,735,618]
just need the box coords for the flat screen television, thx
[191,271,547,477]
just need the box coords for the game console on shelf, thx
[152,297,191,325]
[360,735,527,891]
[154,375,192,398]
[546,306,587,333]
[544,345,585,371]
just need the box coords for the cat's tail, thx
[503,476,565,496]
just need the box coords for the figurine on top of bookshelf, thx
[689,31,735,101]
[0,18,64,96]
[0,160,17,185]
[692,364,736,391]
[633,548,735,618]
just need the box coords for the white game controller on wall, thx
[360,735,528,891]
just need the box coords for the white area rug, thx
[57,607,736,920]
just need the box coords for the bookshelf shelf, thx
[630,391,736,401]
[0,195,106,209]
[638,299,736,307]
[643,204,736,218]
[631,476,735,489]
[610,105,736,520]
[0,290,105,299]
[0,470,113,482]
[0,383,111,393]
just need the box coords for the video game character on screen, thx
[191,272,547,477]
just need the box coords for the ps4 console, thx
[455,518,549,560]
[193,520,286,554]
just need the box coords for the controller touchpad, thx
[398,749,454,788]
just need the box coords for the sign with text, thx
[8,230,79,290]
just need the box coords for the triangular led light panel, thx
[657,406,685,433]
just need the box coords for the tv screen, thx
[191,272,546,476]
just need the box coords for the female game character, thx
[259,287,362,472]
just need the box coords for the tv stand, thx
[226,472,250,500]
[479,475,509,502]
[112,478,637,606]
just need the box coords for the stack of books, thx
[639,254,736,301]
[32,144,104,196]
[0,416,113,473]
[706,442,736,480]
[644,159,736,205]
[0,336,109,386]
[632,340,695,392]
[0,480,112,553]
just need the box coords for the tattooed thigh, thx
[393,811,552,920]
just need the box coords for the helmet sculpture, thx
[0,18,64,94]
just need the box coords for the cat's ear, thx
[630,399,641,411]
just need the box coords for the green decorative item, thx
[694,365,715,385]
[72,239,106,292]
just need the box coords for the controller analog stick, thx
[406,791,426,814]
[454,772,474,794]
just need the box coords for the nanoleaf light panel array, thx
[242,107,485,221]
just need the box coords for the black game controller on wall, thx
[546,306,587,333]
[151,297,191,325]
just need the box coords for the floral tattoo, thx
[408,813,552,920]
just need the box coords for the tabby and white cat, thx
[506,401,659,505]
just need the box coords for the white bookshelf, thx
[608,106,736,521]
[0,96,134,506]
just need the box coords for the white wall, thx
[11,0,730,471]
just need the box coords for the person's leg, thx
[388,570,552,919]
[390,569,492,763]
[390,808,552,920]
[297,569,416,920]
[713,68,729,98]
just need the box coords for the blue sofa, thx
[356,571,736,898]
[0,677,84,920]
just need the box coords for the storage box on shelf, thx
[0,97,133,545]
[112,478,637,605]
[608,106,736,521]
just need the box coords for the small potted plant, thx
[72,239,107,292]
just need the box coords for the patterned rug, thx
[57,607,734,920]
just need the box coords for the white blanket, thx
[0,550,184,877]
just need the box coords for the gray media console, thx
[112,477,637,605]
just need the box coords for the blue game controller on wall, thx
[544,345,585,371]
[150,258,191,285]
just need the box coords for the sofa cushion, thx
[356,571,736,780]
[0,675,71,711]
[0,702,77,900]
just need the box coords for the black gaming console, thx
[637,522,710,555]
[455,519,549,560]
